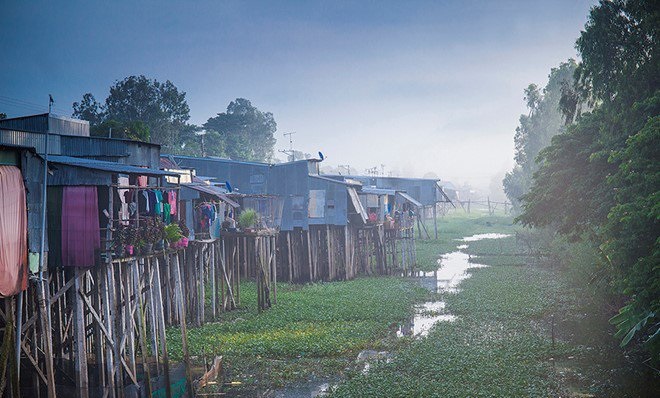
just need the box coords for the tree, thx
[519,0,659,358]
[72,93,104,125]
[204,98,277,161]
[90,120,150,142]
[503,60,578,212]
[72,75,190,151]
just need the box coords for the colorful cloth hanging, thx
[61,186,101,267]
[0,165,28,297]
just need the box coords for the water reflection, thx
[416,251,489,294]
[271,379,334,397]
[397,301,457,338]
[461,233,511,242]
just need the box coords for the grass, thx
[166,213,655,396]
[416,213,518,272]
[166,277,429,390]
[331,225,577,397]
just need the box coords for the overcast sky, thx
[0,0,595,190]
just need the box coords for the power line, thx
[0,95,71,116]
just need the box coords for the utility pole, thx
[278,132,297,161]
[338,164,351,175]
[195,130,208,157]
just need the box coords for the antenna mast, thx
[278,132,297,161]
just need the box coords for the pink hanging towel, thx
[0,166,28,297]
[168,190,177,215]
[61,186,101,267]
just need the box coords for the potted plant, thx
[125,224,138,256]
[154,217,166,251]
[164,224,183,248]
[114,224,127,257]
[238,209,258,232]
[141,217,161,255]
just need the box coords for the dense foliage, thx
[72,80,278,161]
[503,60,578,212]
[518,0,659,359]
[204,98,277,162]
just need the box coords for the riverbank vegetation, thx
[505,0,658,361]
[166,277,429,392]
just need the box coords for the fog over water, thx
[1,0,595,192]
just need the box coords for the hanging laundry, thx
[168,190,177,215]
[139,190,150,214]
[155,190,163,215]
[61,186,101,267]
[117,176,130,224]
[0,165,28,297]
[163,203,171,224]
[147,190,157,216]
[137,175,148,187]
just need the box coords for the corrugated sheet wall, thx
[0,129,62,154]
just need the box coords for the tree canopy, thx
[204,98,277,162]
[503,60,577,212]
[72,75,190,151]
[517,0,659,359]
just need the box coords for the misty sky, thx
[0,0,596,191]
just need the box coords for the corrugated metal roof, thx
[181,184,240,207]
[362,187,397,195]
[396,192,423,208]
[48,155,176,176]
[310,174,361,186]
[170,154,270,167]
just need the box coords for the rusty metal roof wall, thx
[0,129,62,154]
[48,155,176,177]
[170,155,271,195]
[0,113,49,132]
[60,135,160,168]
[326,175,442,206]
[0,113,89,136]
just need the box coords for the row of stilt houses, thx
[0,113,452,397]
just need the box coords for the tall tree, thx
[519,0,659,357]
[503,60,578,212]
[72,75,190,151]
[204,98,277,161]
[72,93,105,125]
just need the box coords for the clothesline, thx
[112,184,180,190]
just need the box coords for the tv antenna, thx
[279,132,297,161]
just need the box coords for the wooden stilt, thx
[73,268,89,398]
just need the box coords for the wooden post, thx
[271,235,277,304]
[152,258,173,398]
[133,260,152,397]
[73,268,89,398]
[344,226,350,280]
[306,230,313,282]
[433,205,438,240]
[172,253,194,396]
[286,233,293,282]
[210,242,217,320]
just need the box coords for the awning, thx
[435,182,455,206]
[347,186,368,224]
[48,155,177,177]
[182,184,240,208]
[396,191,423,208]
